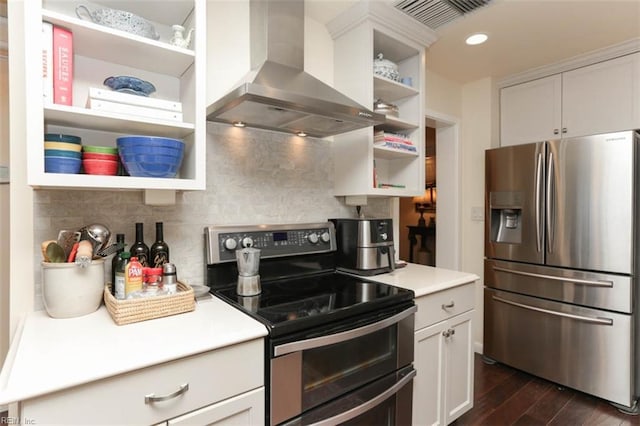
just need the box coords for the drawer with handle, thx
[21,338,264,425]
[415,282,475,330]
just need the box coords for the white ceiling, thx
[308,0,640,84]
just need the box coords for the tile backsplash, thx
[33,123,391,310]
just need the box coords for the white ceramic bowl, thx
[41,260,105,319]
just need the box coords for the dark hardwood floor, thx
[454,354,640,426]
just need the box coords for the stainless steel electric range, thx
[205,222,416,426]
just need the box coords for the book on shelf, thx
[52,25,73,106]
[374,141,418,153]
[88,87,183,112]
[87,98,184,122]
[374,130,414,145]
[377,183,406,189]
[42,21,53,104]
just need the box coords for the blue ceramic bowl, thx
[118,145,182,157]
[123,161,180,178]
[44,133,82,144]
[120,153,183,165]
[104,76,156,96]
[116,135,184,150]
[45,149,82,159]
[45,157,81,174]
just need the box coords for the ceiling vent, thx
[394,0,493,29]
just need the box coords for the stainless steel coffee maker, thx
[330,218,396,276]
[235,245,261,296]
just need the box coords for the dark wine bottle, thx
[130,223,149,267]
[150,222,170,268]
[110,233,126,295]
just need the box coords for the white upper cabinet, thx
[500,74,562,146]
[327,1,436,198]
[500,51,640,146]
[562,52,640,138]
[11,0,206,190]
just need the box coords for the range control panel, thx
[206,222,337,264]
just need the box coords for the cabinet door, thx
[413,320,447,426]
[443,310,474,425]
[500,75,562,146]
[168,387,265,426]
[562,52,640,138]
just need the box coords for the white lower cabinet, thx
[413,283,475,426]
[20,339,264,425]
[167,387,264,426]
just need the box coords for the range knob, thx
[223,238,237,251]
[307,233,319,244]
[241,237,254,248]
[320,231,331,243]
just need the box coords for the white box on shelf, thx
[87,99,183,122]
[88,87,183,112]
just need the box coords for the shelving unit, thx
[328,1,436,198]
[13,0,206,191]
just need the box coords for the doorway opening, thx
[397,113,460,269]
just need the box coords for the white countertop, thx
[0,263,477,405]
[358,262,479,298]
[0,296,267,405]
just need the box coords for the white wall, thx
[460,78,495,352]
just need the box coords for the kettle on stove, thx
[330,218,396,276]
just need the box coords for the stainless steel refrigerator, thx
[484,130,639,412]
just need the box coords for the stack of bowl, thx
[117,136,184,178]
[82,145,119,175]
[44,134,82,174]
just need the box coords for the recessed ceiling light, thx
[296,131,307,137]
[233,121,245,128]
[466,33,488,45]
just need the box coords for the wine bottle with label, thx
[110,233,126,294]
[130,223,149,267]
[150,222,170,268]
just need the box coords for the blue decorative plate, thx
[103,76,156,96]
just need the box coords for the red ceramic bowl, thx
[82,152,119,161]
[83,158,118,176]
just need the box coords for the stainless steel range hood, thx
[206,0,384,138]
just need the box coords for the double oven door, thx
[270,304,416,426]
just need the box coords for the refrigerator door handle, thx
[492,266,614,287]
[535,152,543,253]
[492,296,614,325]
[546,151,555,253]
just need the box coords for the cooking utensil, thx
[45,242,66,263]
[57,230,81,259]
[79,223,112,256]
[75,240,94,268]
[97,242,126,257]
[236,246,261,296]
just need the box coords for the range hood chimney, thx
[206,0,384,138]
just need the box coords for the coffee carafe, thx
[235,246,261,296]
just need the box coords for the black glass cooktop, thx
[214,272,414,338]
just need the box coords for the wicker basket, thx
[104,282,195,325]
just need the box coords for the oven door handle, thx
[273,305,417,357]
[308,368,416,426]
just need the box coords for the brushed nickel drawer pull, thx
[145,383,189,404]
[442,301,455,309]
[493,296,613,325]
[493,266,613,287]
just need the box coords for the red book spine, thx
[52,26,73,106]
